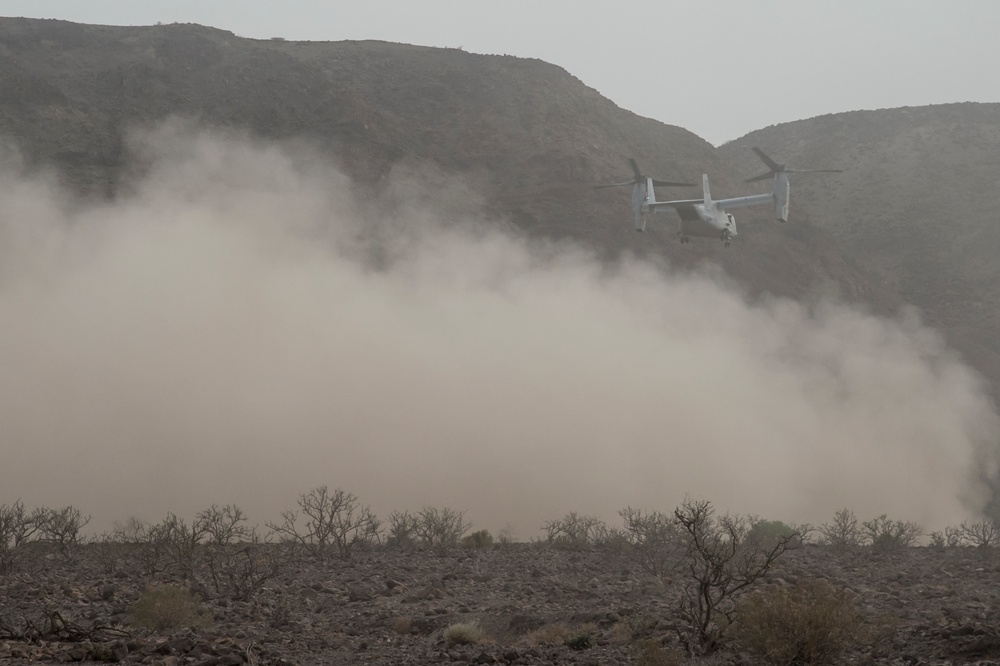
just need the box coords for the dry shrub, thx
[522,622,571,646]
[609,614,658,645]
[443,621,483,646]
[128,584,211,631]
[633,639,684,666]
[522,621,596,647]
[462,529,494,549]
[732,579,866,664]
[392,615,413,635]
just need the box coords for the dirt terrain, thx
[3,542,1000,665]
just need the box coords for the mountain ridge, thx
[1,17,996,401]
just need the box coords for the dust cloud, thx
[1,122,997,538]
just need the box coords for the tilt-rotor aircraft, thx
[598,148,841,247]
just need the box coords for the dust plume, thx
[0,122,996,538]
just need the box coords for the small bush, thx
[523,622,572,646]
[619,506,683,576]
[732,579,866,664]
[128,585,211,631]
[387,510,418,551]
[862,514,922,553]
[749,519,808,549]
[462,529,494,549]
[672,498,805,654]
[0,501,46,574]
[633,639,684,666]
[266,597,292,630]
[415,507,471,553]
[443,621,482,646]
[541,512,606,549]
[391,615,413,635]
[204,542,283,601]
[495,525,517,546]
[523,621,595,647]
[818,508,863,549]
[266,486,381,558]
[196,504,253,545]
[952,518,1000,547]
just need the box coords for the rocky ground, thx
[2,541,1000,665]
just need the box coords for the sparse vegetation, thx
[619,506,683,576]
[542,512,606,549]
[443,621,482,646]
[266,486,381,558]
[196,504,254,545]
[1,494,997,663]
[862,514,922,553]
[818,508,864,550]
[36,505,91,557]
[522,622,573,646]
[633,639,684,666]
[673,498,806,654]
[565,630,593,650]
[0,501,46,574]
[112,513,200,576]
[266,597,293,630]
[732,579,868,665]
[950,518,1000,548]
[90,531,129,574]
[204,540,284,601]
[128,585,211,631]
[391,615,413,635]
[462,529,494,549]
[748,518,809,549]
[387,510,419,551]
[495,525,517,547]
[1,502,91,573]
[414,506,471,553]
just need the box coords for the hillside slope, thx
[723,104,1000,395]
[3,18,995,396]
[0,17,885,308]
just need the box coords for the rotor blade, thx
[744,172,774,183]
[751,147,784,173]
[628,158,643,181]
[651,179,696,187]
[593,181,635,189]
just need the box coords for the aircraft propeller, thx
[745,147,843,182]
[594,158,694,189]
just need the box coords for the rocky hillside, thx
[0,18,886,302]
[0,17,995,397]
[4,541,1000,665]
[723,104,1000,396]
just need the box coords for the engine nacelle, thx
[774,172,790,222]
[632,181,648,231]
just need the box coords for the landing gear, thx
[679,234,691,244]
[721,230,732,248]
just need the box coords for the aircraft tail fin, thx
[702,174,713,208]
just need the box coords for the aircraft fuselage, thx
[679,205,737,239]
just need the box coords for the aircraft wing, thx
[648,199,704,222]
[712,193,774,210]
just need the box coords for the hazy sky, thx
[5,1,1000,145]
